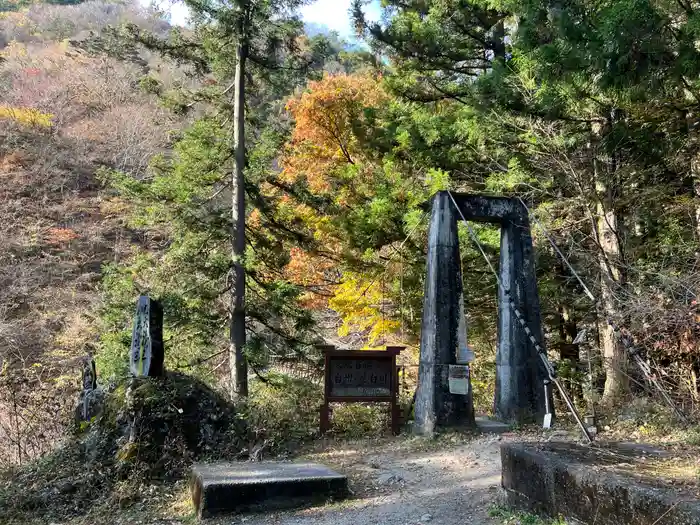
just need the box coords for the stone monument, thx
[129,295,164,377]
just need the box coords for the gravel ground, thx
[209,433,512,525]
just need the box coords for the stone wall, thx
[501,442,700,525]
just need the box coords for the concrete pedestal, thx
[501,442,700,525]
[191,461,348,518]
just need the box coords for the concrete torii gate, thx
[414,191,549,435]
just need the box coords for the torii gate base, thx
[414,192,549,436]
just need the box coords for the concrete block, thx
[191,461,348,519]
[475,416,511,434]
[501,442,700,525]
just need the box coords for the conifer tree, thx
[355,0,700,402]
[95,1,334,396]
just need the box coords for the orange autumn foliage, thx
[279,74,394,321]
[45,227,79,245]
[282,73,387,193]
[283,247,337,308]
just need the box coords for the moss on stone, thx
[0,372,244,524]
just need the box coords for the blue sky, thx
[150,0,381,36]
[300,0,381,36]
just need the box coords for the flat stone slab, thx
[501,442,700,525]
[475,416,511,434]
[191,461,348,518]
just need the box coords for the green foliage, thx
[235,375,398,448]
[343,0,700,408]
[426,168,450,193]
[682,427,700,446]
[86,0,700,430]
[330,403,392,438]
[470,340,496,415]
[245,375,323,449]
[138,75,162,95]
[85,0,349,387]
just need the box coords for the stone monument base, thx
[191,461,348,518]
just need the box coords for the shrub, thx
[330,403,390,439]
[246,374,323,453]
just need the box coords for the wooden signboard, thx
[320,346,403,435]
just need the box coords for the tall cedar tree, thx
[91,1,334,396]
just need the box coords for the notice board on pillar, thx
[320,346,403,434]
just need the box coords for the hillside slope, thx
[0,0,184,464]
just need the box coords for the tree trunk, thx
[685,111,700,241]
[592,115,628,404]
[489,19,506,61]
[557,297,581,401]
[230,38,248,399]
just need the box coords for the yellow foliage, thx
[0,105,54,128]
[329,274,400,344]
[283,247,338,308]
[0,40,28,60]
[279,74,406,341]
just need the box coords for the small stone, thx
[420,514,432,522]
[378,472,404,485]
[56,481,76,494]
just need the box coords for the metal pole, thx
[543,380,553,429]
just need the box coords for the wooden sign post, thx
[319,345,403,435]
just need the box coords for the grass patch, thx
[488,505,570,525]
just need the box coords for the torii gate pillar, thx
[414,192,549,435]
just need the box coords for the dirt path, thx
[221,434,509,525]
